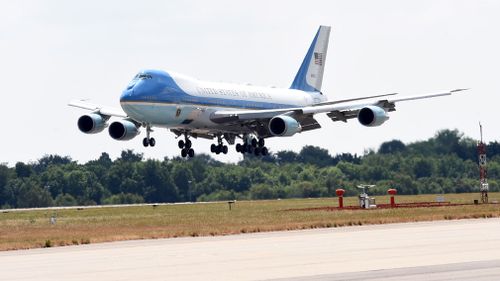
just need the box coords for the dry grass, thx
[1,193,499,251]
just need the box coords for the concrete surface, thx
[1,218,499,281]
[272,260,500,280]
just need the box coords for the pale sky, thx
[1,0,499,165]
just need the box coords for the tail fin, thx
[290,25,331,92]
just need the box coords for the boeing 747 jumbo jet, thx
[69,26,466,158]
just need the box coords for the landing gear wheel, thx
[261,147,268,156]
[185,139,192,149]
[236,143,241,152]
[149,138,156,147]
[211,135,228,155]
[258,138,265,147]
[251,138,257,148]
[143,137,149,147]
[178,140,185,149]
[179,133,194,157]
[254,147,261,156]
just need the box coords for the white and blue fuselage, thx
[120,70,327,133]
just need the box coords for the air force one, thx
[69,25,465,158]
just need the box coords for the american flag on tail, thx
[314,52,323,66]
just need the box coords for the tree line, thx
[1,129,499,208]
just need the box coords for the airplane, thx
[69,25,466,158]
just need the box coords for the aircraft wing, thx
[210,89,467,125]
[68,99,128,118]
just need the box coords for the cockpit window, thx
[134,73,152,80]
[127,73,152,90]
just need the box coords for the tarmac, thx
[1,218,499,281]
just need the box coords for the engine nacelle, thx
[357,106,389,127]
[77,114,107,134]
[108,120,140,141]
[268,115,301,136]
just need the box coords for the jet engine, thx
[268,115,301,136]
[357,106,389,127]
[77,114,107,134]
[108,120,140,141]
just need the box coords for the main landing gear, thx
[210,136,228,155]
[143,126,156,147]
[236,137,268,156]
[178,135,194,158]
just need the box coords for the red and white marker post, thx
[336,189,345,208]
[388,189,397,208]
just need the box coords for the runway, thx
[1,218,499,281]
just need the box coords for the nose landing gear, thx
[143,125,155,147]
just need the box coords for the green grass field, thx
[1,193,499,251]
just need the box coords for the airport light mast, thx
[478,122,488,203]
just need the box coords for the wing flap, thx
[210,109,298,123]
[297,115,322,132]
[327,110,359,123]
[312,92,398,107]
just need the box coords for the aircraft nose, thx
[120,88,134,102]
[120,77,150,102]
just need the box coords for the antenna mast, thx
[478,122,488,203]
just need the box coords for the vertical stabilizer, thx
[290,26,331,92]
